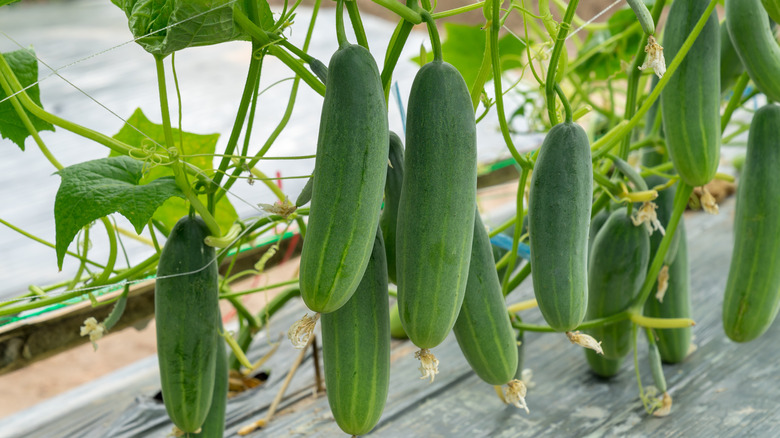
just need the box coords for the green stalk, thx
[381,1,416,99]
[501,166,529,296]
[490,0,531,169]
[431,1,485,19]
[219,278,300,299]
[370,0,422,23]
[345,0,369,49]
[545,0,579,125]
[212,54,263,188]
[153,56,221,236]
[721,73,750,132]
[336,0,348,47]
[504,262,531,297]
[630,182,693,311]
[421,11,443,62]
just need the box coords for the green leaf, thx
[412,23,526,91]
[0,48,55,150]
[110,0,248,57]
[1,0,21,6]
[110,108,237,233]
[54,156,184,269]
[233,0,274,31]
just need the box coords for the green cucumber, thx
[585,350,624,378]
[193,320,228,438]
[296,177,313,207]
[453,212,518,386]
[644,226,692,363]
[396,60,477,349]
[661,0,720,187]
[720,19,745,96]
[528,121,593,332]
[321,229,391,436]
[156,215,219,433]
[389,301,408,339]
[380,131,405,285]
[727,0,780,102]
[723,104,780,342]
[586,208,650,360]
[299,43,389,314]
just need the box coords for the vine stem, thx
[545,0,579,125]
[721,73,750,132]
[153,55,221,237]
[590,0,720,155]
[501,166,530,296]
[336,0,348,47]
[421,11,443,62]
[370,0,422,23]
[489,0,530,169]
[345,0,369,49]
[0,218,106,269]
[630,182,694,311]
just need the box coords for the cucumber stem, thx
[345,0,370,50]
[421,11,443,62]
[545,0,579,125]
[336,0,349,47]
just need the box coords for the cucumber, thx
[396,60,477,349]
[321,228,391,436]
[380,131,405,285]
[726,0,780,102]
[193,320,228,438]
[295,177,313,207]
[644,224,692,363]
[155,215,219,433]
[720,19,745,96]
[528,121,593,332]
[585,350,624,378]
[661,0,720,187]
[299,43,389,314]
[723,104,780,342]
[453,212,518,386]
[389,301,408,339]
[586,208,650,360]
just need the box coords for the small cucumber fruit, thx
[453,212,518,385]
[380,131,405,285]
[586,208,650,360]
[396,60,477,349]
[661,0,720,187]
[719,19,745,96]
[723,104,780,342]
[528,121,593,332]
[726,0,780,102]
[156,215,219,433]
[299,43,389,314]
[321,229,391,436]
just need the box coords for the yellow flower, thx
[638,36,666,78]
[566,331,604,355]
[414,348,439,383]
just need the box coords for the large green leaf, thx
[413,23,526,91]
[111,108,237,233]
[0,49,55,150]
[54,156,184,268]
[110,0,254,56]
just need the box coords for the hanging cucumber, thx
[661,0,720,187]
[380,131,405,285]
[586,208,650,361]
[299,41,389,314]
[320,229,391,436]
[723,104,780,342]
[453,212,518,386]
[193,319,229,438]
[396,59,477,349]
[528,121,593,332]
[726,0,780,102]
[156,215,219,433]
